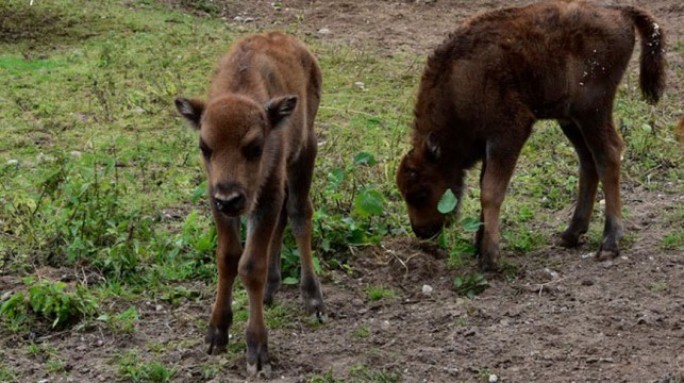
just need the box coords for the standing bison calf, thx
[175,32,324,376]
[397,1,666,270]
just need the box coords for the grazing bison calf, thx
[175,32,324,376]
[396,1,666,270]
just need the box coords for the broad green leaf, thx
[437,189,458,214]
[462,217,483,233]
[354,188,385,217]
[353,152,377,167]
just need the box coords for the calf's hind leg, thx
[264,199,287,305]
[558,120,600,247]
[287,148,324,318]
[577,116,624,260]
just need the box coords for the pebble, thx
[489,374,499,382]
[422,284,433,296]
[381,320,390,330]
[317,27,331,35]
[601,260,614,269]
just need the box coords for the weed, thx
[349,364,402,383]
[310,370,342,383]
[454,273,489,298]
[366,286,397,301]
[0,365,18,383]
[1,278,98,330]
[117,350,175,383]
[661,231,684,251]
[98,306,139,334]
[353,324,370,339]
[650,281,669,293]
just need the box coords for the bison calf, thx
[175,32,324,376]
[397,1,666,270]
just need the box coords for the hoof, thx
[477,252,499,272]
[595,247,619,261]
[264,275,281,307]
[205,325,228,355]
[558,232,581,248]
[247,361,272,379]
[301,278,325,319]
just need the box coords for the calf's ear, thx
[266,96,298,128]
[175,97,205,130]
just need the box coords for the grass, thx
[0,0,682,381]
[366,286,397,301]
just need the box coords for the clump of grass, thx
[366,286,397,301]
[0,278,98,330]
[117,351,175,383]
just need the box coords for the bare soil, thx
[4,1,684,382]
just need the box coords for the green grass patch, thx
[366,286,397,301]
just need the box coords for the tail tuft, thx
[620,6,667,104]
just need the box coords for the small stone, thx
[421,284,433,296]
[601,260,614,269]
[0,291,12,302]
[6,159,19,167]
[489,374,499,382]
[317,27,331,35]
[544,268,559,280]
[381,320,390,330]
[155,304,163,312]
[354,81,366,90]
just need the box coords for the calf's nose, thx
[214,192,246,215]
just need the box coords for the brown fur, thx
[396,1,666,270]
[175,32,324,377]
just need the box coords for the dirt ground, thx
[4,0,684,382]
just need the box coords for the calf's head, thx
[396,134,450,239]
[175,94,297,216]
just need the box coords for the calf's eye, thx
[199,140,212,159]
[244,142,263,160]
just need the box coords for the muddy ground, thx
[4,0,684,382]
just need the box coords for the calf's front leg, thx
[477,139,525,271]
[239,195,283,377]
[207,215,242,354]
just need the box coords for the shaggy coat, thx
[175,32,324,377]
[396,1,666,270]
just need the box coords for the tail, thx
[619,6,666,104]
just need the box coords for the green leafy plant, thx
[98,306,139,333]
[1,278,98,329]
[117,351,175,383]
[453,273,489,298]
[27,279,99,328]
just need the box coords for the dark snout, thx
[412,223,444,239]
[213,184,247,216]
